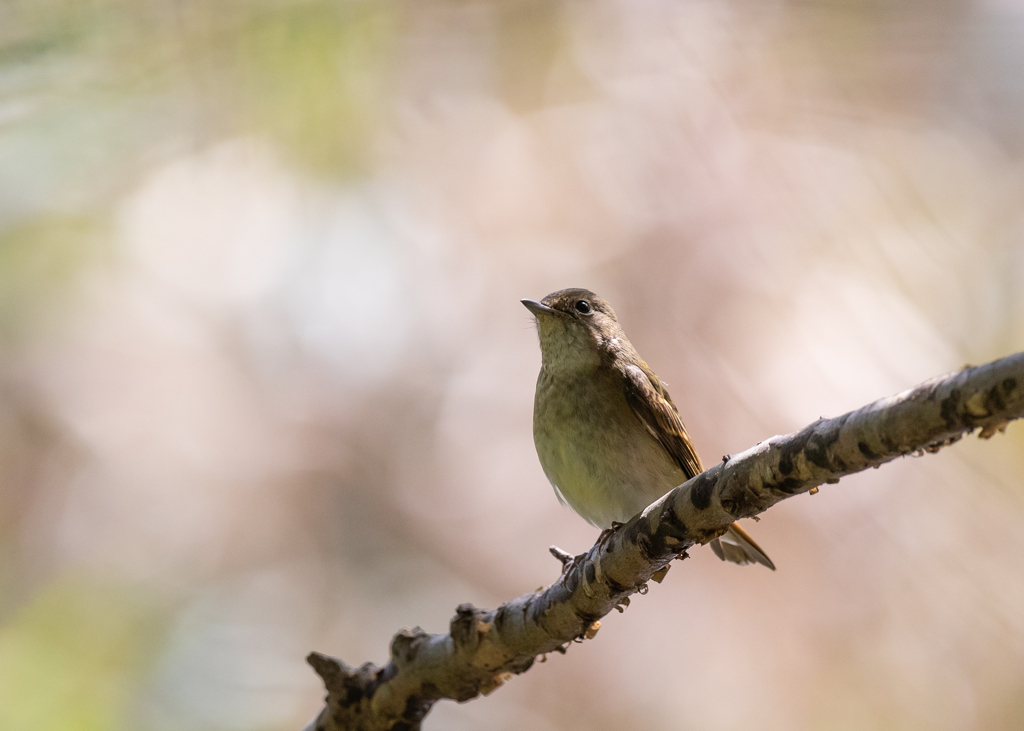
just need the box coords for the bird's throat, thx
[537,319,602,373]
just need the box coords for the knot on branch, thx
[939,375,1018,432]
[306,651,382,725]
[391,627,430,667]
[307,652,349,688]
[450,603,490,649]
[548,545,574,566]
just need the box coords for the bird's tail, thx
[709,522,775,570]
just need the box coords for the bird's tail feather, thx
[709,523,775,570]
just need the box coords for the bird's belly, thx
[533,375,687,528]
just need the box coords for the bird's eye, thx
[575,300,592,314]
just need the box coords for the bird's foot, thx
[596,521,625,548]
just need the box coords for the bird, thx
[522,287,774,569]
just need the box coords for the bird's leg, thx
[553,523,627,578]
[596,521,625,549]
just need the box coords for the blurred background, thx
[1,0,1023,729]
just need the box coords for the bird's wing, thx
[622,363,774,568]
[621,363,704,479]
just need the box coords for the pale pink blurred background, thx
[1,1,1023,730]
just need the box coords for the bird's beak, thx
[521,299,556,317]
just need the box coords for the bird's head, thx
[521,288,628,371]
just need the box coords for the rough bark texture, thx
[305,352,1024,731]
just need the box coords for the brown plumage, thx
[523,288,774,570]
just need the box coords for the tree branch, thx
[304,352,1024,731]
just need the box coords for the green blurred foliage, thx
[1,0,398,191]
[0,578,160,731]
[0,0,400,343]
[0,215,104,342]
[233,2,396,177]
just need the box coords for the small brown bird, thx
[523,288,774,569]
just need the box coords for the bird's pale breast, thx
[532,365,688,528]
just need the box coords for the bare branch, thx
[305,352,1024,731]
[548,545,574,565]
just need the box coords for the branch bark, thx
[305,352,1024,731]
